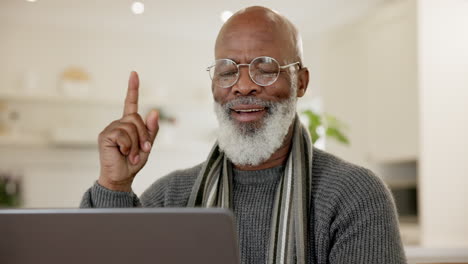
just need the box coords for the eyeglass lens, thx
[210,57,280,88]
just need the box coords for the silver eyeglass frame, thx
[206,56,301,88]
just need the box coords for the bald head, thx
[215,6,303,64]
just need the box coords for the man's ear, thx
[296,67,309,98]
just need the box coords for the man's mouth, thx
[229,105,267,122]
[232,108,264,113]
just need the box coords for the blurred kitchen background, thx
[1,0,467,260]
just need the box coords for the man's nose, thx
[231,67,261,96]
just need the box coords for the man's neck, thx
[234,124,294,171]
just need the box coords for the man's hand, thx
[97,71,159,192]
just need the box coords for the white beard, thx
[214,82,298,166]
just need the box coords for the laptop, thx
[0,208,240,264]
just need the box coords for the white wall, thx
[315,1,421,247]
[0,20,218,207]
[316,24,370,167]
[317,0,418,168]
[418,0,468,247]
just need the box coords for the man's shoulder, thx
[312,147,389,200]
[313,147,374,175]
[312,148,396,225]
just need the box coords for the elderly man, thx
[81,6,406,264]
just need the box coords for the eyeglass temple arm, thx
[280,61,301,69]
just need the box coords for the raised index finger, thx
[123,71,139,116]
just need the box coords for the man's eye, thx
[258,69,277,75]
[219,71,237,77]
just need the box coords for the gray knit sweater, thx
[80,148,406,264]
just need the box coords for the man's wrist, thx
[98,177,133,192]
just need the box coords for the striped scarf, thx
[188,115,313,264]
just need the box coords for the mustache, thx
[222,97,276,111]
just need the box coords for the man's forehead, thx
[217,29,276,47]
[214,6,302,63]
[215,24,286,57]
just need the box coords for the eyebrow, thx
[217,57,241,64]
[219,57,267,64]
[221,57,241,64]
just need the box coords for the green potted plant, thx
[0,173,21,208]
[301,109,349,146]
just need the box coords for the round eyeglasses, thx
[207,56,301,88]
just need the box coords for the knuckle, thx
[108,120,120,128]
[121,122,137,132]
[115,128,127,138]
[129,124,139,135]
[99,126,116,140]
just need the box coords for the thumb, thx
[146,109,159,143]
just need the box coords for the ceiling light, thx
[131,2,144,15]
[26,0,37,2]
[220,10,233,22]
